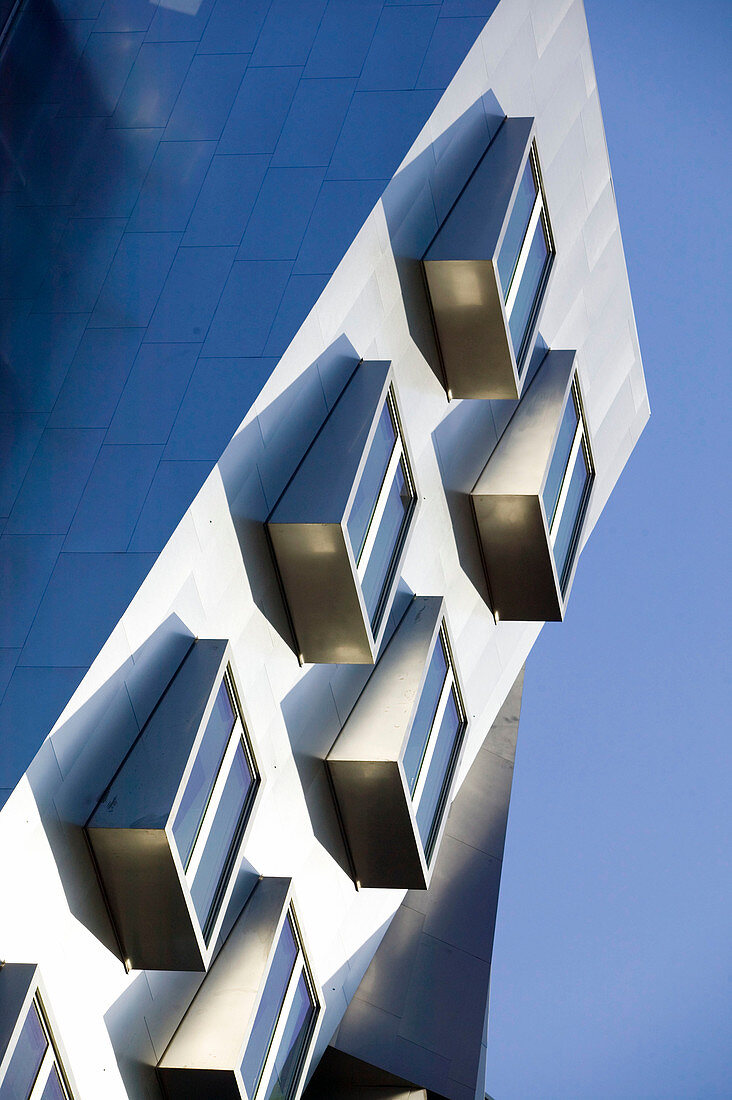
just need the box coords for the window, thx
[0,994,73,1100]
[402,626,466,862]
[172,668,258,944]
[240,910,318,1100]
[542,378,593,592]
[346,388,416,634]
[497,146,554,372]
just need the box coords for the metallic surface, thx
[471,350,576,620]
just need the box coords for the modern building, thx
[0,1,648,1098]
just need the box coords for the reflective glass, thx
[241,918,298,1098]
[189,741,255,935]
[403,641,447,794]
[553,447,590,591]
[347,404,396,563]
[542,395,579,528]
[262,972,316,1100]
[508,219,549,366]
[360,461,412,629]
[497,159,536,295]
[172,680,236,867]
[415,690,463,857]
[0,1002,47,1100]
[41,1067,67,1100]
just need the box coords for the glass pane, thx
[507,218,549,365]
[497,159,537,296]
[189,741,255,935]
[347,403,396,563]
[0,1003,47,1100]
[554,447,591,591]
[41,1066,67,1100]
[403,640,448,794]
[241,918,298,1098]
[360,461,412,629]
[542,394,579,529]
[262,971,316,1100]
[172,679,236,868]
[415,690,463,858]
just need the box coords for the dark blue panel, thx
[202,261,292,356]
[0,414,46,517]
[237,168,324,260]
[127,139,216,232]
[5,429,106,535]
[0,667,85,786]
[440,0,497,14]
[358,4,439,91]
[183,154,269,247]
[73,127,162,218]
[0,535,64,648]
[250,0,328,67]
[111,41,197,128]
[271,78,355,167]
[0,310,88,414]
[33,218,126,313]
[64,444,163,551]
[197,0,269,54]
[163,53,250,141]
[294,178,386,273]
[128,460,214,551]
[95,0,158,31]
[264,274,329,356]
[48,328,144,428]
[304,0,381,78]
[218,66,301,154]
[106,343,200,444]
[59,31,145,116]
[164,357,278,460]
[18,551,156,667]
[328,90,441,179]
[0,0,91,105]
[0,201,58,299]
[146,0,215,42]
[16,115,108,206]
[0,649,19,703]
[145,247,236,342]
[55,0,104,17]
[89,232,181,327]
[416,16,485,88]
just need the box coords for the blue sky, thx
[487,1,731,1096]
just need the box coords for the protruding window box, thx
[268,361,418,665]
[422,117,555,399]
[86,640,261,972]
[470,350,594,621]
[158,878,320,1100]
[327,597,467,889]
[0,964,76,1099]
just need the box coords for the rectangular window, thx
[497,147,554,372]
[347,389,416,634]
[0,997,73,1100]
[402,628,466,862]
[240,911,318,1100]
[542,380,594,593]
[172,670,258,943]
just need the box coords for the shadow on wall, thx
[279,579,415,881]
[219,335,363,658]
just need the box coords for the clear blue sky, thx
[487,1,731,1096]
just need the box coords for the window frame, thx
[170,663,261,948]
[345,385,417,639]
[542,377,594,594]
[0,982,75,1100]
[404,622,467,864]
[498,142,555,375]
[241,907,319,1100]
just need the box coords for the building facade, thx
[0,1,648,1098]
